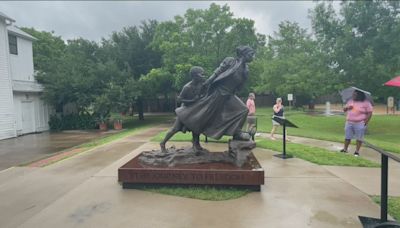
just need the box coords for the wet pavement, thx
[257,133,400,196]
[1,140,383,228]
[0,126,167,228]
[0,130,119,171]
[0,125,396,227]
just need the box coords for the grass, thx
[254,108,400,154]
[134,185,251,201]
[372,196,400,221]
[151,107,400,154]
[256,139,380,167]
[151,130,380,167]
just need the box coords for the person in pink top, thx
[340,90,373,156]
[246,93,256,134]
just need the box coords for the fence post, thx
[381,154,388,222]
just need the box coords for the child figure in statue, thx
[160,66,206,153]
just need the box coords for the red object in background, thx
[384,76,400,87]
[114,121,122,130]
[99,123,108,131]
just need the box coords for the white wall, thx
[34,96,50,132]
[13,92,50,135]
[9,36,34,81]
[0,18,17,140]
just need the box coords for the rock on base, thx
[138,140,256,167]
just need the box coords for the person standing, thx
[246,93,256,131]
[270,97,284,140]
[340,90,373,156]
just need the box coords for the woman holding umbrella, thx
[340,89,373,156]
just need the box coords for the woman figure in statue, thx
[176,45,255,141]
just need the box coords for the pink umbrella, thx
[384,76,400,87]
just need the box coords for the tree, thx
[21,28,66,74]
[310,1,400,100]
[254,21,333,104]
[104,20,162,120]
[140,68,174,99]
[23,27,120,117]
[35,38,115,113]
[151,3,266,92]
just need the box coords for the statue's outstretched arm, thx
[204,57,234,85]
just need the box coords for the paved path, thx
[0,125,396,227]
[0,126,167,228]
[0,130,120,171]
[256,133,400,196]
[257,132,400,164]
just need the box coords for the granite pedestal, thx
[118,152,264,191]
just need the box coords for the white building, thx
[0,12,50,140]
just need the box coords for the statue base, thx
[118,151,264,191]
[138,140,256,167]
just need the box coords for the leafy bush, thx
[49,113,97,130]
[48,114,63,131]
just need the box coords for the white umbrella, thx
[339,86,373,104]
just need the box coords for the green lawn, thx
[152,131,379,167]
[254,108,400,154]
[134,185,251,201]
[257,139,379,167]
[372,196,400,221]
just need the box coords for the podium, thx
[272,116,298,159]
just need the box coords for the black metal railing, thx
[359,141,400,227]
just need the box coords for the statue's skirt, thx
[176,90,248,140]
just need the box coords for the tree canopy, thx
[23,1,400,127]
[151,3,266,92]
[310,1,400,100]
[254,21,335,103]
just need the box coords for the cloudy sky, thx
[0,1,338,42]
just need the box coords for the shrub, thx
[49,113,97,130]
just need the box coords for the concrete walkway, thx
[0,130,120,171]
[0,126,166,228]
[0,125,395,227]
[256,133,400,197]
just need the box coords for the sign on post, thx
[272,116,298,159]
[388,97,395,114]
[288,94,293,110]
[388,97,394,108]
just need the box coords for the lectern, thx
[272,116,298,159]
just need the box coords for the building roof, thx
[7,26,37,41]
[0,11,15,23]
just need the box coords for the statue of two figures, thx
[139,46,257,167]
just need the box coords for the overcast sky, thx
[0,1,338,42]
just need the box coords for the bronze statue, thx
[160,66,206,153]
[176,45,255,141]
[141,46,257,167]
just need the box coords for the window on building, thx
[8,34,18,55]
